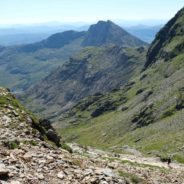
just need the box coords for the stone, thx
[22,152,32,161]
[0,164,9,179]
[10,181,21,184]
[57,171,65,179]
[35,173,44,180]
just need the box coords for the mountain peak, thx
[96,20,114,25]
[81,20,147,47]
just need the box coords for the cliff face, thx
[145,7,184,68]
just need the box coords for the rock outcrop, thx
[0,87,126,183]
[145,7,184,68]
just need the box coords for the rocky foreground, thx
[1,87,184,184]
[0,87,126,183]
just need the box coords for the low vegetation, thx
[55,7,184,164]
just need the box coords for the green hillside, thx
[55,7,184,163]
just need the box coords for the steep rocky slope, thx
[1,87,184,184]
[23,45,147,119]
[55,7,184,163]
[0,87,129,184]
[0,21,147,91]
[145,7,184,68]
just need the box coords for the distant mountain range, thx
[0,23,162,46]
[125,25,162,43]
[0,20,147,91]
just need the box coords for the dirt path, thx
[88,145,184,169]
[118,153,184,170]
[69,143,184,183]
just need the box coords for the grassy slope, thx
[56,53,184,162]
[56,8,184,162]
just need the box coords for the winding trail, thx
[69,143,184,183]
[70,143,184,169]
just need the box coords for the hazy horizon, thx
[0,19,167,29]
[0,0,183,26]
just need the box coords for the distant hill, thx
[0,30,85,90]
[19,31,86,52]
[125,25,163,43]
[0,20,147,91]
[0,24,87,46]
[0,33,50,46]
[0,22,158,46]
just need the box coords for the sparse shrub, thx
[4,140,20,149]
[136,89,144,95]
[132,104,155,127]
[175,92,184,110]
[118,170,145,184]
[91,100,116,117]
[73,159,83,167]
[162,108,175,119]
[61,143,73,153]
[32,129,38,135]
[140,74,147,80]
[159,154,170,163]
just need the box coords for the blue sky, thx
[0,0,183,25]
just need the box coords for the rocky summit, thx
[0,87,127,184]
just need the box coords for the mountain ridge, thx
[19,30,86,52]
[0,20,147,91]
[23,45,147,119]
[145,7,184,68]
